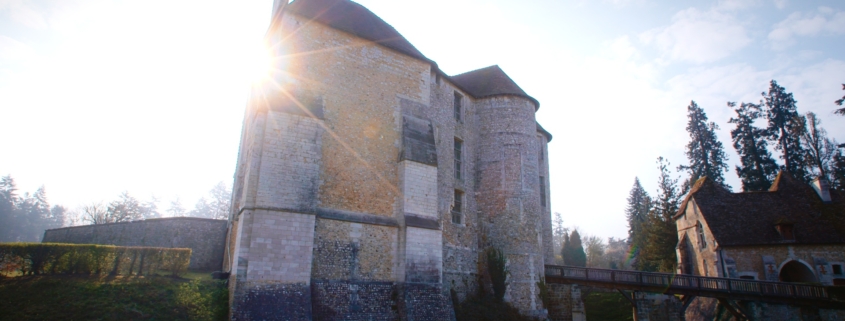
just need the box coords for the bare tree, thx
[801,112,838,179]
[168,198,186,217]
[583,234,606,268]
[83,203,109,224]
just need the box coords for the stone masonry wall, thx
[476,95,547,314]
[723,244,845,284]
[42,217,226,270]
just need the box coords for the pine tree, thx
[763,80,809,181]
[639,157,680,272]
[625,178,650,265]
[679,101,730,191]
[835,84,845,116]
[563,229,587,267]
[801,112,838,180]
[728,101,779,191]
[0,175,19,241]
[831,150,845,192]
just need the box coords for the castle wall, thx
[42,217,226,270]
[424,77,483,303]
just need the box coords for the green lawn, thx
[0,273,227,321]
[584,291,634,321]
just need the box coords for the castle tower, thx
[452,66,553,316]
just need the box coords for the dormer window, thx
[776,223,795,241]
[697,221,707,249]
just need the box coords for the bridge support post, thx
[679,295,695,320]
[717,298,750,321]
[618,290,650,321]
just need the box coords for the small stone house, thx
[674,172,845,285]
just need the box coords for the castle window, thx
[833,264,843,275]
[539,176,546,207]
[454,92,462,122]
[454,138,462,181]
[698,221,707,249]
[452,189,463,224]
[776,223,795,241]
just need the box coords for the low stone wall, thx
[42,217,227,271]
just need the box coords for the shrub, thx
[0,243,191,277]
[486,247,509,302]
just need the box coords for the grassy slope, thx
[584,292,634,321]
[0,273,227,321]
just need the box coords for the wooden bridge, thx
[544,265,845,320]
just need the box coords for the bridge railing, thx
[544,265,829,300]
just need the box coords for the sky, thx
[1,0,844,240]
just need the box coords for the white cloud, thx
[0,0,47,29]
[769,7,845,50]
[716,0,762,11]
[774,0,788,10]
[0,35,34,61]
[640,7,751,64]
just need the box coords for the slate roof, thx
[286,0,430,63]
[675,172,845,247]
[451,65,540,109]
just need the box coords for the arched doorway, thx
[679,236,695,275]
[779,260,817,283]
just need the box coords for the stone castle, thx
[222,0,555,319]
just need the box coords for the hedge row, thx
[0,243,191,277]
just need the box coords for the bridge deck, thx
[544,265,845,309]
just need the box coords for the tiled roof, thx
[286,0,430,63]
[450,65,539,109]
[675,172,845,246]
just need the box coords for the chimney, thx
[811,177,832,203]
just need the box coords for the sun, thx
[245,42,274,84]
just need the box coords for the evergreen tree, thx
[801,112,838,180]
[0,175,19,241]
[728,101,779,191]
[0,177,62,242]
[639,157,680,272]
[679,101,730,191]
[831,150,845,192]
[624,178,650,265]
[835,84,845,116]
[763,80,809,181]
[562,229,587,267]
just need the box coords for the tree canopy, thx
[679,101,730,191]
[763,80,809,182]
[728,101,779,191]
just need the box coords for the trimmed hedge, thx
[0,243,191,277]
